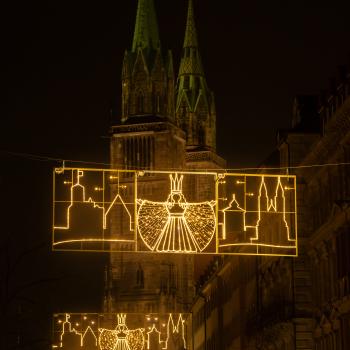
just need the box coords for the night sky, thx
[2,0,350,347]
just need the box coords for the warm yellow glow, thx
[59,314,83,347]
[137,173,216,253]
[250,176,295,244]
[219,175,297,255]
[57,313,98,348]
[99,314,144,350]
[53,168,297,256]
[54,170,105,230]
[222,194,244,240]
[164,314,187,349]
[54,313,190,350]
[54,169,134,237]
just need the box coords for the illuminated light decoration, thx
[54,170,105,230]
[250,176,295,245]
[53,313,190,350]
[146,324,162,349]
[53,168,297,256]
[137,173,216,252]
[53,238,135,246]
[104,192,134,233]
[54,169,135,249]
[163,314,187,349]
[58,314,82,347]
[54,170,133,231]
[55,313,99,348]
[83,326,98,347]
[221,194,245,240]
[218,175,297,255]
[99,314,144,350]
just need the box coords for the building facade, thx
[105,1,349,348]
[191,70,350,349]
[105,0,224,316]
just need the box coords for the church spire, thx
[120,0,175,122]
[184,0,198,49]
[132,0,160,52]
[176,0,216,151]
[178,0,204,77]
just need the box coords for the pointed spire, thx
[183,0,198,48]
[176,0,216,151]
[132,0,160,52]
[120,1,176,122]
[178,0,204,77]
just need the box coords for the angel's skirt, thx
[115,338,131,350]
[154,214,199,252]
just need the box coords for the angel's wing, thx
[137,200,168,250]
[126,328,145,350]
[98,329,118,350]
[185,203,216,251]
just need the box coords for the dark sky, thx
[4,0,350,167]
[2,0,350,346]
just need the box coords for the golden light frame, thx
[52,168,297,256]
[52,312,191,350]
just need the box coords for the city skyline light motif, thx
[52,313,189,350]
[53,168,297,256]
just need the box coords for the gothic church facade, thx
[105,0,224,315]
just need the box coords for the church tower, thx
[176,0,216,153]
[106,0,225,316]
[121,0,175,122]
[177,0,225,211]
[107,0,194,315]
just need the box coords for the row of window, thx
[121,136,155,171]
[123,93,164,115]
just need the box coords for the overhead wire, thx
[2,149,350,172]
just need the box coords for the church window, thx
[123,95,128,116]
[156,95,160,113]
[137,92,144,113]
[136,263,144,288]
[123,136,155,171]
[198,125,205,145]
[154,94,161,113]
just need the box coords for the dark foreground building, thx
[104,0,350,349]
[191,71,350,349]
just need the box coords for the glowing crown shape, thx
[117,314,127,325]
[170,173,183,193]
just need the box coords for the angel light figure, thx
[99,314,144,350]
[137,173,216,253]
